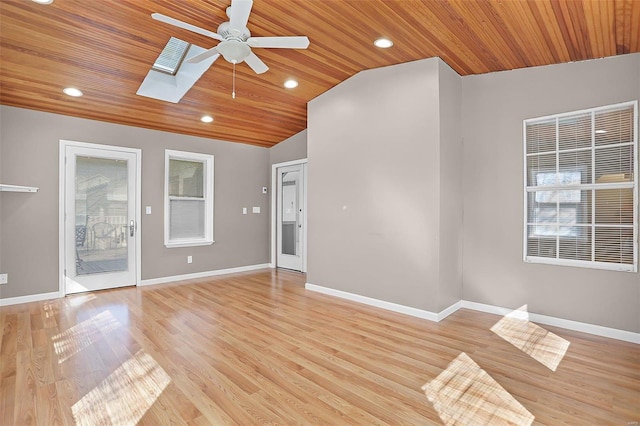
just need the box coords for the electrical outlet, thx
[187,256,193,264]
[0,273,8,285]
[262,186,267,194]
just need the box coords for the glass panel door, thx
[75,156,128,275]
[281,170,299,256]
[65,143,139,294]
[277,164,305,271]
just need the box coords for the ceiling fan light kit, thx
[139,0,310,102]
[216,40,251,64]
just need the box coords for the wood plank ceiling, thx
[1,0,639,147]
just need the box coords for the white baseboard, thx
[438,300,462,321]
[461,301,640,344]
[305,283,461,322]
[0,291,61,307]
[139,263,271,287]
[303,283,639,344]
[4,275,637,344]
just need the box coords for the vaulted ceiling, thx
[1,0,638,147]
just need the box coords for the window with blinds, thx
[524,101,637,272]
[164,150,214,248]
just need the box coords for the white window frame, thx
[523,100,638,272]
[164,149,214,248]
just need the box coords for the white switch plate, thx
[243,207,247,215]
[145,206,152,214]
[252,206,260,213]
[0,273,7,285]
[187,256,193,264]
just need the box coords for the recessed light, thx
[595,129,607,134]
[32,0,54,4]
[374,38,393,48]
[201,115,214,123]
[63,87,83,97]
[284,79,298,89]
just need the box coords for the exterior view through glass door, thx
[277,163,305,271]
[63,142,140,294]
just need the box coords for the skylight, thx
[152,37,190,75]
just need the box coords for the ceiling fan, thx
[151,0,310,75]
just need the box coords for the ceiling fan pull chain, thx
[232,62,236,99]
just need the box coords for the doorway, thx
[272,160,307,272]
[60,141,141,294]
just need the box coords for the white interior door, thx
[63,142,140,294]
[276,163,306,271]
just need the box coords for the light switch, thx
[145,206,152,215]
[243,207,247,215]
[252,207,260,214]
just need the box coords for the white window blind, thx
[165,150,214,248]
[524,101,638,272]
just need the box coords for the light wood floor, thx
[1,269,638,425]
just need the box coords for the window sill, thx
[165,240,214,249]
[524,256,636,272]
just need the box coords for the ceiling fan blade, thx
[228,0,253,30]
[244,51,268,74]
[152,13,223,41]
[247,36,310,49]
[186,47,220,64]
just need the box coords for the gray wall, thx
[268,130,308,262]
[270,130,307,165]
[307,58,463,313]
[437,60,463,311]
[0,106,270,299]
[462,53,640,332]
[0,109,3,278]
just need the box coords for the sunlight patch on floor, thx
[52,310,121,363]
[64,293,97,308]
[422,352,534,426]
[491,305,570,371]
[72,349,171,425]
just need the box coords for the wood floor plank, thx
[1,314,18,380]
[14,350,37,425]
[0,269,638,425]
[0,374,16,425]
